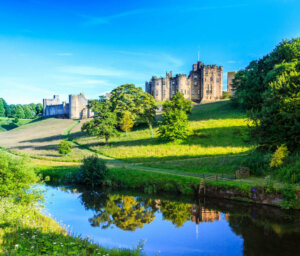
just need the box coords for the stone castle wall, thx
[227,71,237,95]
[145,61,223,103]
[43,93,93,119]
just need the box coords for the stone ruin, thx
[43,93,94,119]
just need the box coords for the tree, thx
[158,92,192,141]
[36,103,43,116]
[23,105,34,119]
[140,92,157,137]
[110,84,144,120]
[119,110,134,135]
[14,105,25,119]
[0,98,5,117]
[231,38,300,111]
[81,99,118,145]
[163,92,193,114]
[249,60,300,150]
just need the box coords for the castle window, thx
[198,90,200,95]
[194,81,197,86]
[210,77,213,81]
[194,75,197,79]
[156,82,159,85]
[187,81,190,85]
[172,90,175,95]
[218,71,221,76]
[162,80,165,85]
[180,89,183,93]
[205,70,208,74]
[172,81,175,85]
[216,78,220,82]
[206,85,209,89]
[192,90,194,95]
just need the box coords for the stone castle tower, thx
[43,93,94,119]
[145,61,223,103]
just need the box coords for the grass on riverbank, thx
[0,198,142,256]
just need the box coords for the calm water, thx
[43,186,300,256]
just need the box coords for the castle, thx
[227,71,237,95]
[43,93,94,119]
[145,61,223,103]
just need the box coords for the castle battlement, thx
[146,60,223,103]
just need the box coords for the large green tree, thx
[139,92,157,137]
[14,105,25,119]
[232,38,300,111]
[81,99,118,145]
[158,92,192,141]
[250,61,300,150]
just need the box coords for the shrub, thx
[280,184,297,209]
[270,144,289,168]
[276,153,300,183]
[242,151,271,176]
[58,140,72,155]
[0,152,40,203]
[78,156,108,188]
[222,91,231,99]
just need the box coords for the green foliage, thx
[242,151,271,176]
[276,153,300,183]
[0,152,40,203]
[222,91,231,99]
[163,92,193,114]
[13,117,19,124]
[78,156,109,189]
[159,108,189,141]
[110,84,144,120]
[58,140,72,155]
[270,145,289,168]
[0,98,6,117]
[110,84,157,136]
[82,99,118,145]
[232,38,300,112]
[119,110,134,134]
[36,103,43,115]
[158,93,192,141]
[280,184,297,209]
[15,105,25,119]
[250,61,300,150]
[23,105,34,119]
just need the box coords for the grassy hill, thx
[0,117,32,132]
[0,101,255,176]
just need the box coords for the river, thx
[42,185,300,256]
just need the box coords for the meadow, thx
[0,117,32,132]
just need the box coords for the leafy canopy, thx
[81,99,118,145]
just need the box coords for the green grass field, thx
[0,117,32,132]
[0,101,255,176]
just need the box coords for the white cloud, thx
[227,60,237,64]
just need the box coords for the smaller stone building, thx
[227,71,237,95]
[43,93,94,119]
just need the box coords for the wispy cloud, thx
[56,52,73,56]
[227,60,237,64]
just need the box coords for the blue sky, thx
[0,0,299,104]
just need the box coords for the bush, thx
[276,153,300,183]
[78,156,108,188]
[0,152,40,203]
[222,91,231,99]
[242,151,271,176]
[58,140,72,155]
[280,184,297,209]
[270,144,289,168]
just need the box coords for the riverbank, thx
[35,162,300,209]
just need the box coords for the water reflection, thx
[47,186,300,256]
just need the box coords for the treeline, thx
[0,98,43,119]
[231,38,299,186]
[231,38,299,151]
